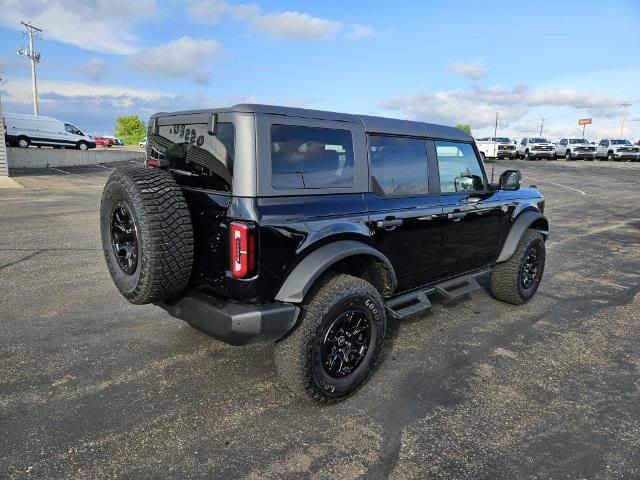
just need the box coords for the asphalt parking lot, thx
[1,159,639,479]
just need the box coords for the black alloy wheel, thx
[110,202,138,275]
[520,246,541,290]
[320,309,372,379]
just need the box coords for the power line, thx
[16,21,42,116]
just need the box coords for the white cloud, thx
[78,57,108,82]
[346,24,375,41]
[0,78,257,133]
[380,84,626,138]
[0,0,156,55]
[188,0,341,40]
[249,11,340,40]
[126,37,221,85]
[445,61,487,80]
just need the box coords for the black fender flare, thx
[274,240,397,303]
[496,210,549,263]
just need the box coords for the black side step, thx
[384,271,486,320]
[434,275,481,299]
[385,290,432,320]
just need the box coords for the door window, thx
[271,125,354,189]
[436,141,485,193]
[368,135,428,196]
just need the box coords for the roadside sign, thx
[578,118,592,126]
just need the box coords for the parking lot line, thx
[528,177,587,196]
[51,168,71,175]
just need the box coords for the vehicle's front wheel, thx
[77,141,89,151]
[524,150,531,160]
[17,137,30,148]
[607,151,614,161]
[565,150,572,160]
[490,229,546,305]
[275,273,386,403]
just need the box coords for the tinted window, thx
[436,141,484,193]
[271,125,354,189]
[369,135,428,196]
[151,122,235,191]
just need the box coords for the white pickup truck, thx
[516,137,555,160]
[554,138,597,160]
[475,137,517,160]
[595,138,640,161]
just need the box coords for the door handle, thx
[376,218,403,229]
[465,196,483,204]
[448,211,467,221]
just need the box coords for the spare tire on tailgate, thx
[100,165,194,304]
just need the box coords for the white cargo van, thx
[3,113,96,150]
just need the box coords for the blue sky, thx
[0,0,639,140]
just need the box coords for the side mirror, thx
[499,169,521,190]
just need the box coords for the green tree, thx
[114,115,146,145]
[455,124,472,135]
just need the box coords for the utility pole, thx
[539,118,544,137]
[620,102,631,137]
[494,112,498,139]
[16,21,42,116]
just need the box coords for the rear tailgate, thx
[147,114,236,295]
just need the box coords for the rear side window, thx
[369,135,428,196]
[436,141,484,193]
[271,125,354,189]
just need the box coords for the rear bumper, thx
[157,291,299,346]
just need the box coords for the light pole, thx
[16,21,42,116]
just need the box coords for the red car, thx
[94,136,114,147]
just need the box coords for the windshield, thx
[529,138,549,144]
[569,138,589,144]
[493,137,510,143]
[611,139,632,145]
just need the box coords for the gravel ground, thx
[0,160,639,479]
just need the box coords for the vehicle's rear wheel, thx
[490,229,546,305]
[275,273,386,403]
[100,165,194,304]
[480,152,486,161]
[17,137,30,148]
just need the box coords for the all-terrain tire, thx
[275,273,386,403]
[490,229,545,305]
[100,165,193,304]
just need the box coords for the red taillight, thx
[145,159,160,167]
[229,222,256,278]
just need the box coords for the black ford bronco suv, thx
[100,104,549,403]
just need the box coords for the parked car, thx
[139,137,147,148]
[94,136,114,147]
[516,137,555,160]
[100,104,549,403]
[595,138,640,161]
[475,137,517,160]
[3,112,95,150]
[554,138,597,160]
[103,136,124,146]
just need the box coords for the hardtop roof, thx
[151,103,471,141]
